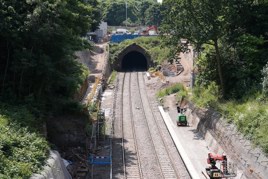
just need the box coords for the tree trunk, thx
[214,39,225,97]
[2,41,10,94]
[18,69,24,98]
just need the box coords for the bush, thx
[108,70,117,85]
[0,104,49,178]
[217,96,268,153]
[109,36,171,66]
[191,82,220,108]
[191,81,268,153]
[157,83,185,98]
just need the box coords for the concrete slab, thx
[159,106,208,179]
[160,106,243,179]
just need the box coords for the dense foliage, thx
[161,0,268,153]
[0,104,49,178]
[0,0,100,114]
[156,83,185,98]
[217,97,268,153]
[161,0,268,98]
[0,0,101,177]
[99,0,162,26]
[109,36,171,66]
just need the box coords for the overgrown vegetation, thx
[108,70,117,85]
[0,104,49,178]
[0,0,101,177]
[161,0,268,153]
[217,97,268,153]
[161,0,268,98]
[0,0,100,115]
[157,83,185,98]
[109,36,171,67]
[190,83,268,153]
[191,82,220,108]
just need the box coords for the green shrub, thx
[108,70,117,84]
[109,36,171,66]
[0,104,49,178]
[217,97,268,153]
[88,102,98,113]
[191,82,220,108]
[176,88,188,101]
[157,83,185,98]
[191,82,268,153]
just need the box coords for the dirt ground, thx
[75,43,108,104]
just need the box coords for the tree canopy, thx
[161,0,268,98]
[99,0,162,26]
[161,0,268,153]
[0,0,101,113]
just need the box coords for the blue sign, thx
[89,155,111,165]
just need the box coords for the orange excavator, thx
[205,153,237,179]
[140,25,158,36]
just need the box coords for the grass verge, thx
[190,83,268,154]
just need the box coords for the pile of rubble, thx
[161,55,184,77]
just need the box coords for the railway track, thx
[137,72,179,178]
[123,72,143,178]
[112,72,125,178]
[112,71,190,179]
[139,73,191,178]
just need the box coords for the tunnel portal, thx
[121,51,148,71]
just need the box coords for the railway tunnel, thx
[122,51,148,71]
[115,43,152,71]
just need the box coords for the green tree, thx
[0,0,100,113]
[144,2,162,26]
[162,0,268,99]
[162,0,229,96]
[100,0,161,26]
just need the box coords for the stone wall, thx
[115,43,152,71]
[186,103,268,179]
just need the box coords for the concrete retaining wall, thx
[31,150,71,179]
[186,103,268,179]
[101,44,112,81]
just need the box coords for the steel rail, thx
[138,71,180,178]
[121,72,127,178]
[111,72,126,178]
[125,72,143,178]
[132,71,165,178]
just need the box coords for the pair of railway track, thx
[112,71,190,179]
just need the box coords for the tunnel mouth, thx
[121,51,148,72]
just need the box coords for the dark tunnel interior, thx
[121,51,148,71]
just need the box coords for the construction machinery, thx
[205,153,237,179]
[140,25,158,36]
[176,96,188,126]
[177,110,188,126]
